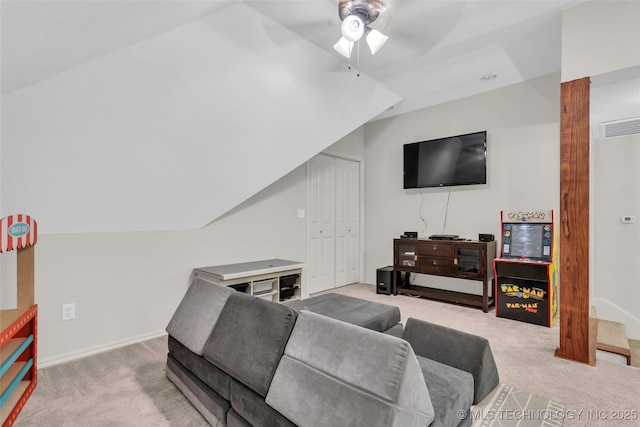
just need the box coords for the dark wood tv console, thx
[393,238,496,312]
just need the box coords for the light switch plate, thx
[62,303,76,320]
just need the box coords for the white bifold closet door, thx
[307,154,360,295]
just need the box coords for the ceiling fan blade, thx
[384,0,465,47]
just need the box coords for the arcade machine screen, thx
[502,223,552,261]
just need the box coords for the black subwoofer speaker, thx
[376,266,393,295]
[479,233,495,242]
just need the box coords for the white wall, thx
[29,126,366,367]
[561,0,640,82]
[561,0,640,338]
[0,2,399,234]
[363,73,561,293]
[0,2,397,363]
[324,126,367,161]
[33,163,306,366]
[593,134,640,338]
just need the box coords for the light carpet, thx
[16,335,559,427]
[472,384,565,427]
[14,336,208,426]
[15,283,640,426]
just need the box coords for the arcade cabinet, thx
[494,210,558,327]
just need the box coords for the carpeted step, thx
[596,319,631,365]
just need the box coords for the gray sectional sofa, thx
[165,277,499,427]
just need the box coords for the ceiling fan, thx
[333,0,389,59]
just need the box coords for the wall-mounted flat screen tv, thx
[403,131,487,189]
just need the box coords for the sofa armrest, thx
[402,317,499,404]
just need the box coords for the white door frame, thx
[306,153,365,292]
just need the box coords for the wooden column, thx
[556,77,592,364]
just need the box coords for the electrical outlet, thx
[62,303,76,321]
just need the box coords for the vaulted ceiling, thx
[1,1,586,233]
[2,0,582,118]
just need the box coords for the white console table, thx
[193,259,306,303]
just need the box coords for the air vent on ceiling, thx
[599,117,640,138]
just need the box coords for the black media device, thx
[429,234,459,240]
[403,131,487,189]
[478,233,495,242]
[404,231,418,238]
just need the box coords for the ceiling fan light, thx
[366,29,388,55]
[341,14,365,42]
[333,37,353,58]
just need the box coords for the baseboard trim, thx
[38,330,168,368]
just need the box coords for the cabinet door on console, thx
[454,243,485,279]
[395,241,420,271]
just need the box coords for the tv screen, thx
[403,131,487,189]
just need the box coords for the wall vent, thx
[599,117,640,138]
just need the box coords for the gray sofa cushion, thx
[229,379,295,427]
[384,323,405,338]
[166,277,234,355]
[166,354,230,426]
[286,292,401,332]
[402,317,499,404]
[227,408,251,427]
[203,292,297,397]
[417,356,474,427]
[168,336,231,400]
[266,310,435,427]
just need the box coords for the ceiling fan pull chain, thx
[356,39,360,77]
